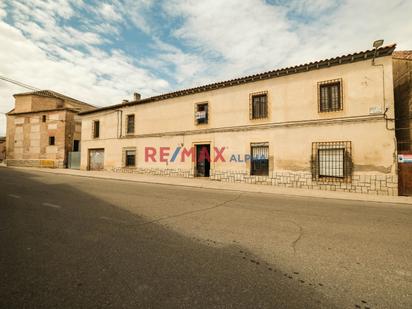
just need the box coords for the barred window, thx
[251,143,269,176]
[251,94,268,119]
[125,150,136,167]
[195,103,208,125]
[311,141,352,182]
[127,114,135,134]
[319,80,342,112]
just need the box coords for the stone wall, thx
[6,159,64,168]
[110,167,398,196]
[112,167,194,178]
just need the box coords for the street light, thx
[372,39,384,64]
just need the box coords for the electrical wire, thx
[0,75,40,91]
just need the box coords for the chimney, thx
[133,92,141,101]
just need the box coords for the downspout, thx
[116,109,123,138]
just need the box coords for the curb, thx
[3,166,412,206]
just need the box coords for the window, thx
[49,136,55,146]
[127,114,135,134]
[250,92,268,119]
[125,150,136,167]
[311,141,352,182]
[73,140,80,152]
[42,115,47,122]
[195,103,208,125]
[93,120,100,138]
[318,79,342,112]
[250,143,269,176]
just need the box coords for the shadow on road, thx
[0,167,335,308]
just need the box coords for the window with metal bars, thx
[250,143,269,176]
[125,150,136,167]
[127,114,135,134]
[195,103,208,125]
[318,80,342,112]
[311,141,352,182]
[251,93,268,119]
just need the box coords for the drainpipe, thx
[115,109,123,138]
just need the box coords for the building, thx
[6,90,95,168]
[0,137,6,162]
[79,44,406,196]
[393,51,412,196]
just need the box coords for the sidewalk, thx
[6,166,412,205]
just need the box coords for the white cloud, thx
[98,3,122,21]
[166,0,299,78]
[0,0,170,136]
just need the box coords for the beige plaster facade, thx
[0,137,5,162]
[80,45,400,195]
[6,91,94,168]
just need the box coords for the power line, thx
[0,75,40,91]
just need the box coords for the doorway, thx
[398,153,412,196]
[195,144,210,177]
[89,149,105,171]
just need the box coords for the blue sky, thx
[1,0,412,136]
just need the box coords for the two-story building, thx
[79,44,403,196]
[6,90,95,168]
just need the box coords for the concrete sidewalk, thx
[5,166,412,205]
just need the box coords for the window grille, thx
[125,150,136,167]
[311,141,352,182]
[127,114,135,134]
[251,93,268,119]
[251,143,269,176]
[318,79,343,112]
[195,103,208,125]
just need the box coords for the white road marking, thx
[42,202,62,209]
[8,194,21,199]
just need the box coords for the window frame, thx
[249,91,269,120]
[126,114,135,134]
[92,120,100,139]
[123,147,137,168]
[73,140,80,152]
[250,142,269,176]
[318,79,343,113]
[311,141,352,183]
[195,102,209,125]
[49,136,55,146]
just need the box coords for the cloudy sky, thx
[0,0,412,136]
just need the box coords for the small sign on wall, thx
[369,106,383,115]
[398,154,412,163]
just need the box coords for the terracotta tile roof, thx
[393,50,412,60]
[79,44,397,116]
[14,90,95,108]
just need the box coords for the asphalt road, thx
[0,167,411,308]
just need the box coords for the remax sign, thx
[144,146,267,163]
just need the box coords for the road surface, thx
[0,167,411,308]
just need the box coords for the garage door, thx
[89,149,104,171]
